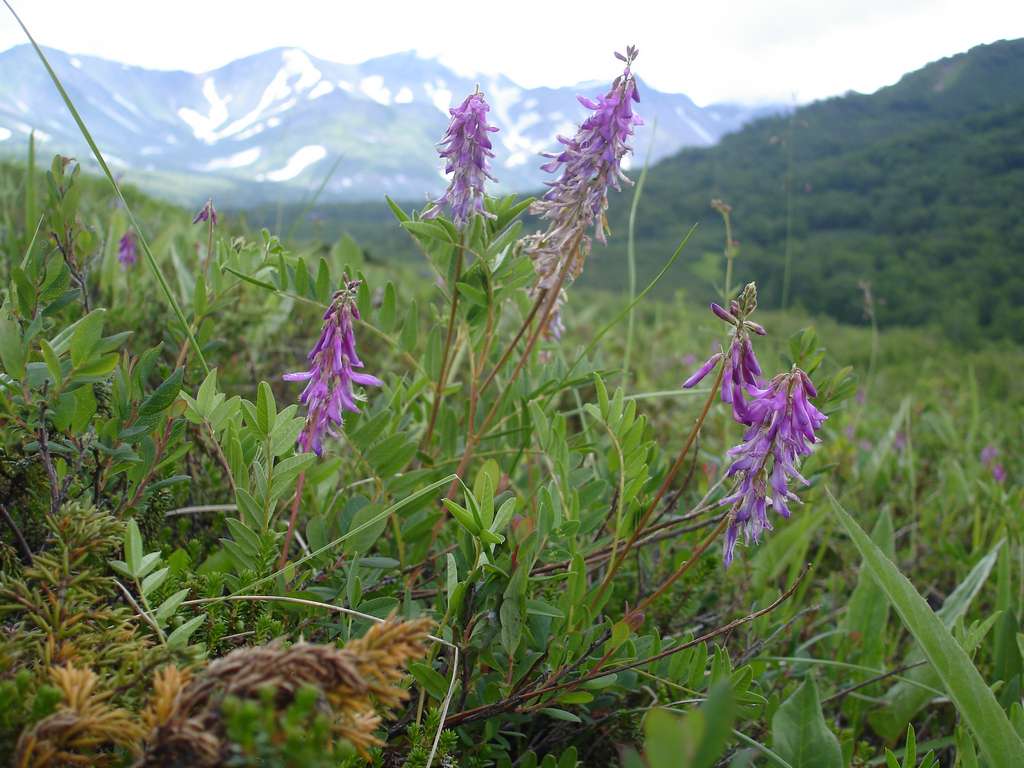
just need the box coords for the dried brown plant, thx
[14,664,145,768]
[137,616,433,766]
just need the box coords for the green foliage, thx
[1,28,1023,765]
[830,493,1024,766]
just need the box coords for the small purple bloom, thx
[682,352,722,389]
[423,90,499,229]
[193,198,218,226]
[117,230,137,268]
[526,46,642,339]
[720,367,827,565]
[284,279,383,456]
[683,285,766,424]
[992,464,1007,483]
[981,444,999,465]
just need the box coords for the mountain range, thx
[0,44,779,205]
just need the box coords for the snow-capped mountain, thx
[0,44,782,205]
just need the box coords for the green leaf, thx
[0,314,26,379]
[124,519,143,575]
[139,368,184,422]
[70,308,105,366]
[444,499,480,535]
[256,381,275,436]
[771,678,842,768]
[40,339,62,386]
[829,491,1024,766]
[166,614,205,649]
[409,662,449,700]
[141,567,169,598]
[540,708,581,723]
[870,536,1002,738]
[155,589,190,624]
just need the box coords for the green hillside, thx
[596,37,1024,343]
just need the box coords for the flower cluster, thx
[719,369,827,564]
[192,199,218,226]
[683,283,767,424]
[683,283,827,564]
[981,444,1007,483]
[118,230,137,268]
[423,90,499,229]
[525,46,643,338]
[284,280,382,456]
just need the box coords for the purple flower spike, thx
[118,230,137,268]
[284,279,383,456]
[992,464,1007,483]
[193,198,218,225]
[423,90,499,229]
[720,368,827,565]
[526,46,642,339]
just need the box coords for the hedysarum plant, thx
[525,45,643,338]
[423,89,499,229]
[284,279,383,456]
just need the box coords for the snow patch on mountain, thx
[178,77,231,143]
[360,76,391,105]
[395,86,413,104]
[70,57,82,69]
[280,49,322,92]
[0,127,11,141]
[308,81,334,100]
[425,81,452,114]
[680,112,714,144]
[263,145,326,182]
[198,147,262,171]
[112,93,142,117]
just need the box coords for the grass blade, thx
[828,490,1024,766]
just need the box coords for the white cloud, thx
[2,0,1023,104]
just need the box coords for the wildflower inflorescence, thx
[284,279,382,456]
[423,89,499,229]
[117,230,137,268]
[192,198,217,226]
[525,46,643,338]
[720,367,826,564]
[683,282,827,564]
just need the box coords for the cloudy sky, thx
[2,0,1023,104]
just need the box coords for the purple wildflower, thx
[193,198,218,226]
[720,368,827,565]
[118,230,137,268]
[992,464,1007,483]
[981,444,999,465]
[423,90,499,229]
[683,284,766,424]
[283,279,383,456]
[526,46,642,338]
